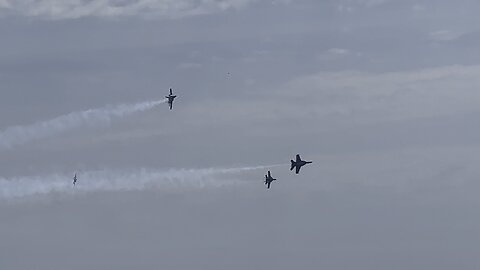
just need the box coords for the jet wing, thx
[295,166,301,174]
[296,154,301,162]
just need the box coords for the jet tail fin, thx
[290,160,295,171]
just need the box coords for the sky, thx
[1,0,480,269]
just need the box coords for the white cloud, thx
[412,3,426,12]
[177,62,202,69]
[0,0,10,8]
[284,65,480,122]
[0,0,256,19]
[429,30,461,41]
[316,48,353,61]
[336,0,389,12]
[327,48,350,55]
[344,0,389,7]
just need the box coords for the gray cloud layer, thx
[2,0,480,269]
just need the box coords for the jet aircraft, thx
[73,173,77,186]
[290,154,312,174]
[264,170,276,189]
[166,88,177,110]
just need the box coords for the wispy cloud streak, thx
[0,0,256,20]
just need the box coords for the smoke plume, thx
[0,99,165,149]
[0,164,283,201]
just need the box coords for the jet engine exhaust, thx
[0,164,282,201]
[0,99,166,150]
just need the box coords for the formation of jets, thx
[72,88,178,187]
[72,88,312,189]
[264,154,312,189]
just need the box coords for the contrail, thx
[0,99,166,149]
[0,164,283,201]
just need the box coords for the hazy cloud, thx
[2,1,480,269]
[0,0,256,19]
[177,62,203,69]
[429,30,461,41]
[327,48,350,55]
[336,0,389,12]
[284,65,480,122]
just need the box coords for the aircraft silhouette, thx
[166,88,177,110]
[73,173,77,186]
[264,170,276,189]
[290,154,312,174]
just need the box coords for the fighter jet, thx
[290,154,312,174]
[264,170,276,189]
[165,88,177,110]
[73,173,77,186]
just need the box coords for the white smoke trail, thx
[0,99,166,149]
[0,164,284,201]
